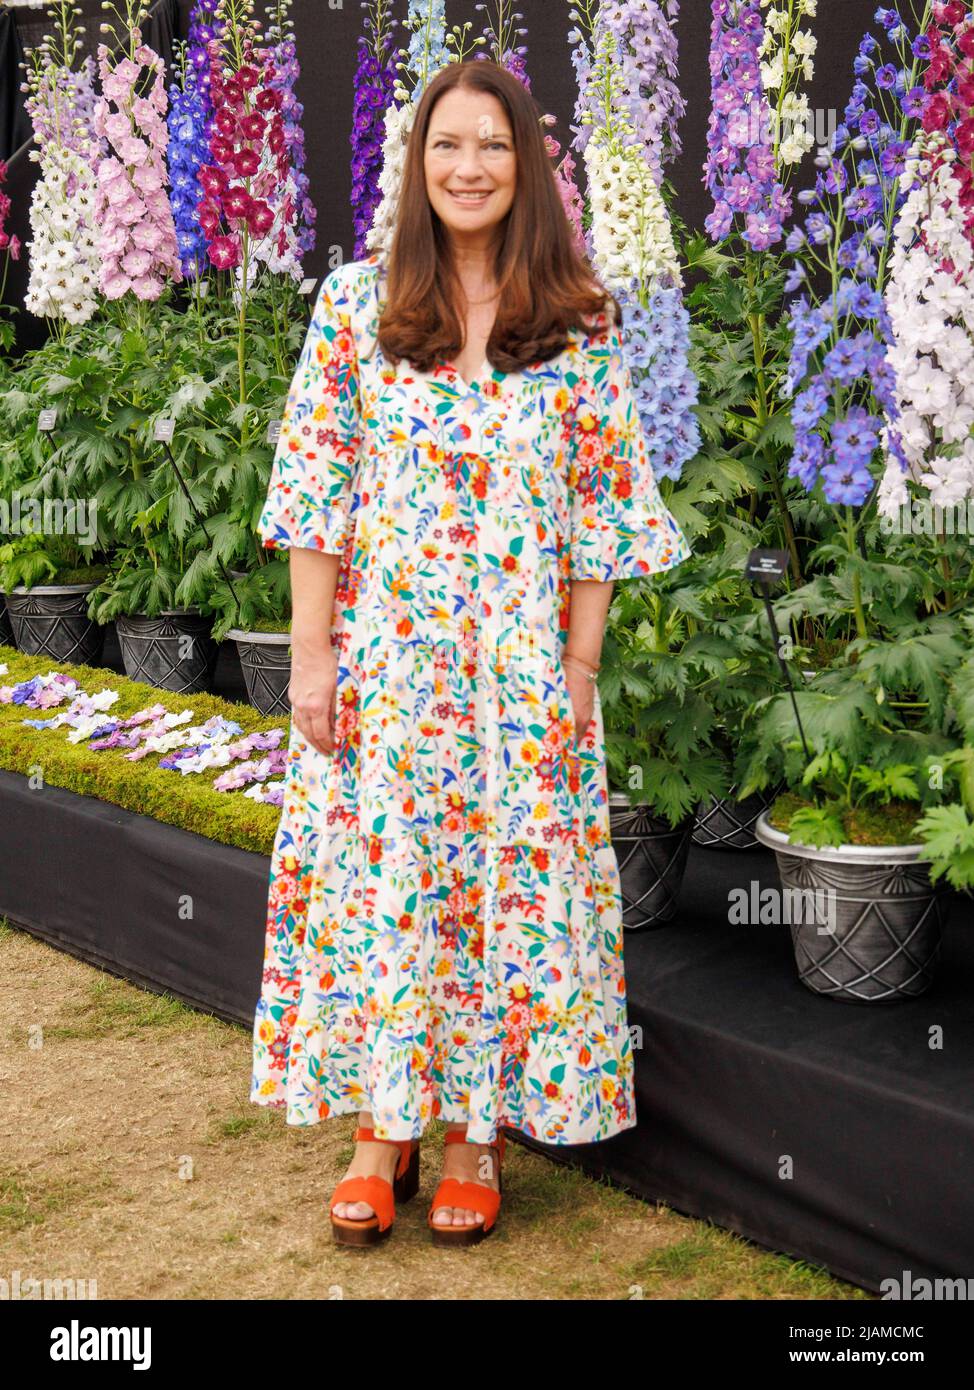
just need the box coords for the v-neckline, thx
[370,259,496,390]
[444,357,492,391]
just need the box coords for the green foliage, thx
[0,276,307,631]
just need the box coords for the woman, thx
[251,59,691,1248]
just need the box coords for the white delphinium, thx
[24,145,99,324]
[585,130,682,290]
[365,0,449,259]
[582,14,682,292]
[878,140,974,516]
[759,0,818,170]
[365,99,415,260]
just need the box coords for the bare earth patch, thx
[0,922,870,1300]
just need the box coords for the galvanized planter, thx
[609,792,694,929]
[115,609,218,695]
[692,782,784,850]
[5,583,105,664]
[226,628,291,715]
[754,811,946,1002]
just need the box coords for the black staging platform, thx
[0,766,971,1292]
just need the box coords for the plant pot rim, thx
[116,607,207,620]
[226,627,291,644]
[9,582,98,595]
[608,790,694,828]
[753,809,929,864]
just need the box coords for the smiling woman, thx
[249,58,691,1251]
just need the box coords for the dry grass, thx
[0,920,872,1301]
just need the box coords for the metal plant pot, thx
[0,591,12,647]
[226,628,291,715]
[115,609,218,695]
[754,811,946,1002]
[692,782,785,850]
[609,792,694,929]
[5,583,105,665]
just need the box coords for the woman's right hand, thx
[289,645,340,757]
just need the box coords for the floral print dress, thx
[250,254,691,1145]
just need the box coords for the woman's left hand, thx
[563,662,596,744]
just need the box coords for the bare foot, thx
[431,1125,500,1228]
[332,1112,402,1222]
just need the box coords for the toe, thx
[334,1200,374,1221]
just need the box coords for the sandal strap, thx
[330,1175,395,1231]
[444,1129,506,1160]
[427,1178,502,1231]
[354,1126,417,1177]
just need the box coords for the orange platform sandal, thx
[329,1125,421,1247]
[427,1127,506,1247]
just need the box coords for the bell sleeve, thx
[569,314,691,581]
[258,268,363,554]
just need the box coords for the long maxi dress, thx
[250,254,691,1146]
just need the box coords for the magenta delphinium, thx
[704,0,791,249]
[0,160,21,269]
[351,3,400,261]
[92,27,183,300]
[922,1,974,244]
[198,4,289,278]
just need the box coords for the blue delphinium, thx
[781,2,934,506]
[617,280,701,482]
[167,1,222,282]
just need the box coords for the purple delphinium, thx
[266,3,316,262]
[351,4,399,261]
[781,1,933,505]
[704,0,791,250]
[597,1,685,182]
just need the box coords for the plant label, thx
[38,408,57,432]
[299,278,317,297]
[154,419,176,443]
[745,548,788,585]
[267,420,283,445]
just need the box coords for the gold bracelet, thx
[562,650,600,672]
[562,653,600,683]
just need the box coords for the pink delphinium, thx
[92,36,182,300]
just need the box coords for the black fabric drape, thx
[142,0,181,77]
[0,10,31,163]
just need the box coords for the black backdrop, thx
[2,0,882,353]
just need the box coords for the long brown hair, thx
[377,60,620,375]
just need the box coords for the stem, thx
[845,506,867,640]
[745,251,802,583]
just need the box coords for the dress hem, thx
[248,1089,638,1147]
